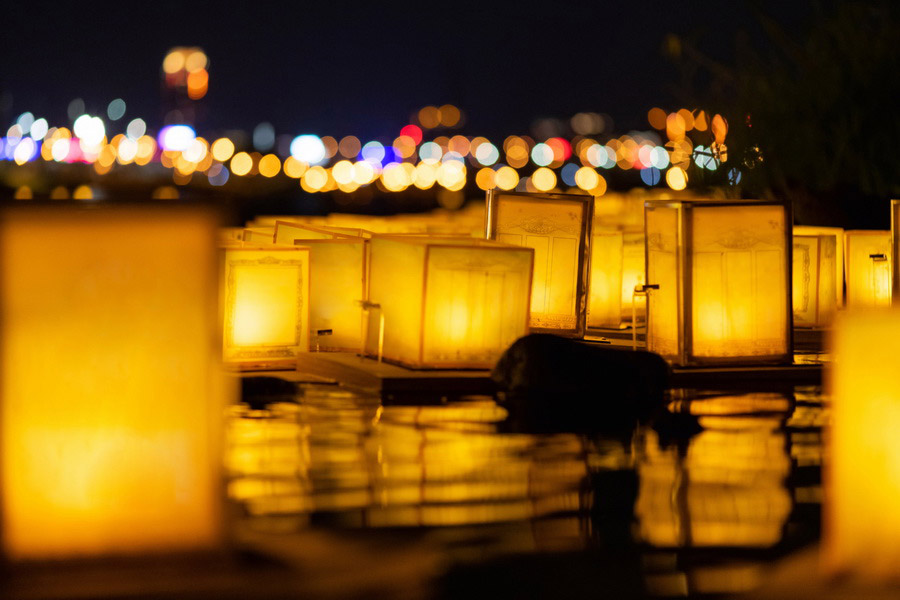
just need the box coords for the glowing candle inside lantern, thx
[0,204,229,561]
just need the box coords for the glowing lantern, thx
[588,193,647,329]
[795,225,844,307]
[644,199,792,365]
[825,309,900,578]
[222,246,310,369]
[365,236,533,368]
[242,227,275,245]
[486,190,593,338]
[299,239,367,351]
[844,230,891,308]
[792,233,838,327]
[0,204,228,561]
[273,221,353,245]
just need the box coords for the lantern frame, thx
[892,199,900,305]
[485,189,593,338]
[644,198,793,366]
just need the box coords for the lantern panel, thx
[795,225,844,307]
[587,231,624,328]
[792,234,837,327]
[0,205,227,561]
[274,221,351,245]
[826,310,900,578]
[305,239,366,351]
[844,230,891,308]
[645,204,681,361]
[366,237,533,368]
[222,246,310,367]
[422,244,532,365]
[242,227,275,245]
[487,191,592,337]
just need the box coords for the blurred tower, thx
[161,47,209,126]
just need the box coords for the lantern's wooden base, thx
[295,353,495,404]
[793,327,827,352]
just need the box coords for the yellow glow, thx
[531,167,557,192]
[13,186,32,200]
[844,230,891,308]
[49,186,69,200]
[185,50,208,73]
[230,152,253,176]
[162,51,184,74]
[152,186,180,200]
[795,225,844,308]
[574,166,599,191]
[366,237,533,368]
[258,154,281,178]
[439,104,461,127]
[418,106,441,129]
[211,138,235,162]
[475,167,496,191]
[283,156,308,178]
[494,166,519,191]
[352,161,376,185]
[305,240,367,351]
[0,205,227,560]
[303,166,328,191]
[826,310,900,577]
[72,185,93,200]
[666,166,688,191]
[413,162,438,189]
[223,247,310,367]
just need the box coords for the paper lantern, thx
[222,246,310,369]
[587,193,647,330]
[644,199,792,365]
[794,225,844,307]
[825,309,900,578]
[365,236,533,368]
[486,190,593,338]
[273,221,353,245]
[844,230,891,308]
[792,233,838,327]
[299,238,367,351]
[0,204,228,561]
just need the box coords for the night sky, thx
[2,1,813,141]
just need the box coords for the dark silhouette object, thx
[240,376,299,410]
[492,334,670,433]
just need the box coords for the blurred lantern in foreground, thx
[588,193,646,330]
[0,204,228,561]
[486,190,593,338]
[826,309,900,578]
[365,236,533,368]
[795,225,844,308]
[792,233,838,327]
[844,230,891,308]
[296,238,367,352]
[644,199,792,365]
[222,246,310,369]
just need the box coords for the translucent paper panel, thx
[365,238,426,364]
[274,221,350,245]
[793,235,837,327]
[690,205,787,359]
[587,231,623,328]
[621,232,646,321]
[845,230,891,308]
[223,247,310,365]
[242,227,275,245]
[827,311,900,577]
[307,240,366,351]
[422,246,532,365]
[0,206,226,560]
[794,225,843,307]
[494,196,586,333]
[645,205,680,360]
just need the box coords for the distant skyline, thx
[1,1,813,140]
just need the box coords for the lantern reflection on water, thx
[844,230,891,308]
[486,190,593,338]
[644,199,792,365]
[0,204,229,561]
[364,236,533,368]
[222,246,310,369]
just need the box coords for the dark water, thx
[226,384,827,599]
